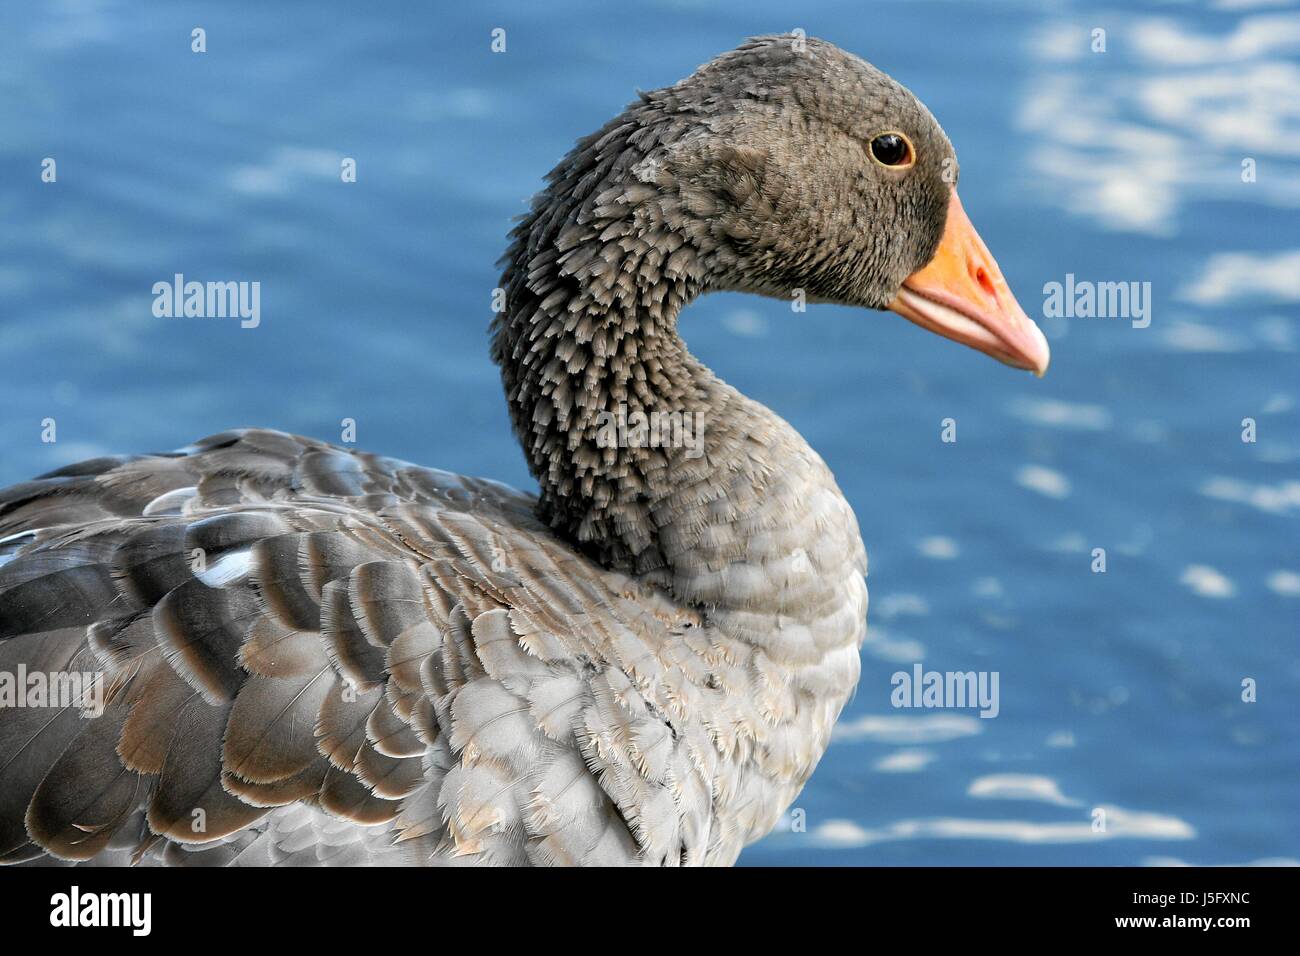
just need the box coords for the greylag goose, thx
[0,35,1048,867]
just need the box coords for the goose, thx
[0,35,1049,867]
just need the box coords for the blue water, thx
[1,0,1296,866]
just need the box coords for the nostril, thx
[974,266,996,299]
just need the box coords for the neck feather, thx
[491,104,865,628]
[492,105,709,572]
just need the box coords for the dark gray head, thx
[493,35,1049,571]
[657,35,957,309]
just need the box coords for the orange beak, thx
[889,190,1050,376]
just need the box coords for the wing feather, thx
[0,429,708,867]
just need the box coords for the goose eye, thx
[869,132,913,167]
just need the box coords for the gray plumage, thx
[0,36,961,866]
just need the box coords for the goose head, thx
[655,35,1050,375]
[494,35,1053,567]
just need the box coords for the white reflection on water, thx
[861,626,927,664]
[873,750,936,774]
[1007,397,1113,431]
[1200,475,1300,513]
[810,804,1195,849]
[1145,855,1300,866]
[1266,569,1300,595]
[1179,564,1238,598]
[1181,248,1300,304]
[1022,11,1300,234]
[230,146,345,197]
[968,774,1083,807]
[1016,464,1072,499]
[916,535,959,559]
[833,713,983,745]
